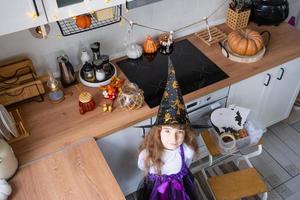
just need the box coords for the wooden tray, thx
[5,108,30,144]
[0,73,36,91]
[220,40,265,63]
[0,59,36,82]
[195,26,227,46]
[0,59,45,106]
[0,80,45,106]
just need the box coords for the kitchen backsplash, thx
[0,0,298,77]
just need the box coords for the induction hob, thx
[117,39,229,108]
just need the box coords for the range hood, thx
[126,0,162,9]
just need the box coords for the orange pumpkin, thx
[143,36,157,54]
[76,15,92,29]
[227,29,264,56]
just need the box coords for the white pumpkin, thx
[126,43,143,59]
[0,179,12,200]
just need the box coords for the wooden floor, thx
[126,111,300,200]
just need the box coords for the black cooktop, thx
[117,39,229,108]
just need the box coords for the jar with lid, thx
[93,59,105,81]
[100,55,111,76]
[90,42,101,61]
[82,62,95,82]
[79,91,96,114]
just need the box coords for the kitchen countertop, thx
[9,137,125,200]
[10,22,300,165]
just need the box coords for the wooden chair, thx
[195,130,268,200]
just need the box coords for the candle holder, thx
[46,71,64,103]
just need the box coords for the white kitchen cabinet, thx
[0,0,47,36]
[227,57,300,129]
[43,0,126,22]
[96,118,151,196]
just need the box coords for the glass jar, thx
[117,82,144,110]
[82,62,95,82]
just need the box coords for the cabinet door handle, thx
[264,73,271,86]
[277,67,285,80]
[32,0,40,17]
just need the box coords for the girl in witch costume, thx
[137,57,201,200]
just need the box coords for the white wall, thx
[0,0,226,76]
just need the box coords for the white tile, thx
[269,122,300,156]
[275,175,300,199]
[292,121,300,133]
[249,150,291,188]
[285,191,300,200]
[263,131,300,177]
[269,189,284,200]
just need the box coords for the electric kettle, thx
[0,139,18,180]
[57,55,76,87]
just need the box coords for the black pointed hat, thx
[155,56,190,125]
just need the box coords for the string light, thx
[121,0,228,38]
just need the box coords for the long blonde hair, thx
[139,124,199,174]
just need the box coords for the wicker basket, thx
[226,8,251,30]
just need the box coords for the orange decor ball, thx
[76,15,92,29]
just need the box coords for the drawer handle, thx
[277,68,285,80]
[264,73,271,86]
[32,0,40,17]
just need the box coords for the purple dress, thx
[137,145,198,200]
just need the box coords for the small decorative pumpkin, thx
[227,29,264,56]
[0,179,12,200]
[143,36,157,54]
[126,43,143,59]
[76,15,92,29]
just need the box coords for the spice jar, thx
[79,91,96,114]
[82,62,95,82]
[93,59,105,81]
[100,55,111,76]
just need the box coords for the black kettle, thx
[251,0,289,26]
[57,55,76,87]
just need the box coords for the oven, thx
[186,87,229,160]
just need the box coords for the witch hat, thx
[155,56,189,125]
[135,56,211,129]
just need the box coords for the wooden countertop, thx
[9,137,125,200]
[11,22,300,166]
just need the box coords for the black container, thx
[251,0,289,26]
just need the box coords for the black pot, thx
[251,0,289,26]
